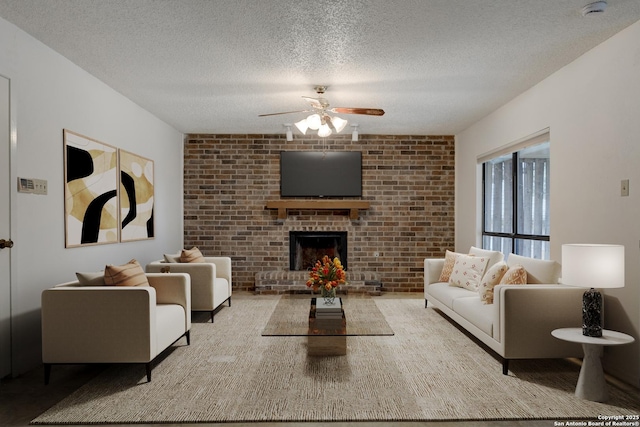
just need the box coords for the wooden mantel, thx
[266,200,370,220]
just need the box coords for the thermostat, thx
[18,177,48,195]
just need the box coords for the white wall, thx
[0,17,185,375]
[456,20,640,387]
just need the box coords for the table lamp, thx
[561,244,625,337]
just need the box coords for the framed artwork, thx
[119,149,155,242]
[64,129,119,247]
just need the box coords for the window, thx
[482,138,550,259]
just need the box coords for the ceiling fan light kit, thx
[294,113,347,137]
[260,86,384,137]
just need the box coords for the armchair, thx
[41,273,191,383]
[146,256,232,322]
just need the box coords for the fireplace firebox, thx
[289,231,348,271]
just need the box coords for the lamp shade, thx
[561,244,625,289]
[306,114,322,130]
[330,116,348,133]
[294,119,308,134]
[317,123,332,137]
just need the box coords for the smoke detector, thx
[582,1,607,16]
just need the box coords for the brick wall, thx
[183,133,455,292]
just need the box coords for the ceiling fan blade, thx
[258,109,310,117]
[330,107,385,116]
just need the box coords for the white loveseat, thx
[41,272,191,383]
[424,248,584,374]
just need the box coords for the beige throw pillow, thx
[439,250,459,282]
[499,264,527,285]
[180,247,205,263]
[104,259,149,287]
[478,261,509,304]
[448,253,490,291]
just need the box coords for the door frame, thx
[1,72,18,377]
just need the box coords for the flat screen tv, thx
[280,151,362,197]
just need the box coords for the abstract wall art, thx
[64,129,119,247]
[119,149,154,242]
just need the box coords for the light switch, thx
[621,179,629,197]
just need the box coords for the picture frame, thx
[118,149,155,242]
[63,129,119,247]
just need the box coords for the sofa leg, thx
[145,363,152,382]
[186,330,191,345]
[425,298,428,308]
[44,363,51,385]
[228,296,232,307]
[502,359,509,375]
[210,311,214,323]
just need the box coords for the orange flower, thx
[306,255,347,291]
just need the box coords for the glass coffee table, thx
[262,294,394,356]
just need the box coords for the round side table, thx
[552,327,634,402]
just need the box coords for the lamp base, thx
[582,288,602,337]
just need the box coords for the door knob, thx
[0,239,14,249]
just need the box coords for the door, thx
[0,75,12,378]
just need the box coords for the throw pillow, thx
[468,246,504,270]
[104,259,149,287]
[76,271,105,286]
[478,261,509,304]
[439,250,460,282]
[163,253,180,263]
[180,246,205,263]
[506,253,558,284]
[499,264,527,285]
[448,253,490,291]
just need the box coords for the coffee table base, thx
[308,335,347,356]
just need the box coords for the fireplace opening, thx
[289,231,348,271]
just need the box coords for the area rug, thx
[261,294,394,336]
[32,294,640,424]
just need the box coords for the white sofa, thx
[424,248,584,374]
[146,256,232,322]
[41,273,191,383]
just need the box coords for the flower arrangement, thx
[306,255,347,292]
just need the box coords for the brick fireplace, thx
[183,133,455,293]
[289,231,348,271]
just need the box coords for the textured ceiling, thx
[0,0,639,135]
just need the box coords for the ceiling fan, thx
[259,86,384,137]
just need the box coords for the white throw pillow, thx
[506,253,559,284]
[469,246,504,270]
[448,253,490,291]
[75,271,105,286]
[478,261,509,304]
[163,253,181,263]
